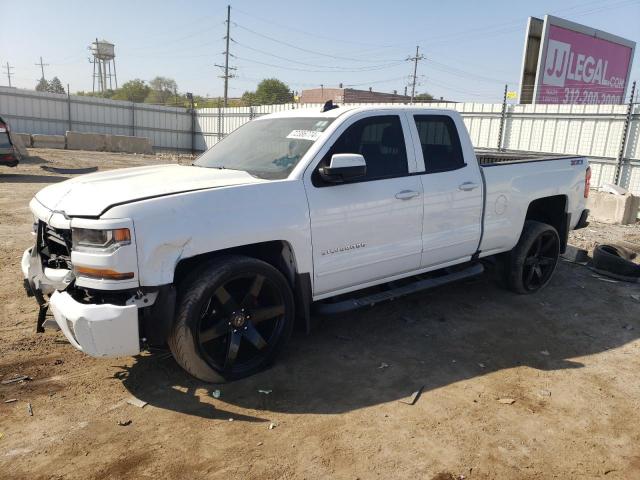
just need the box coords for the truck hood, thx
[35,164,266,217]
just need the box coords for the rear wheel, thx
[168,256,295,382]
[505,220,560,294]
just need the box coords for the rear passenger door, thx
[304,113,424,297]
[409,114,483,268]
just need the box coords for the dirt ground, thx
[1,149,640,480]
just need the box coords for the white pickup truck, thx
[22,105,591,382]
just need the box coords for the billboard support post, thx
[615,80,636,186]
[498,84,508,151]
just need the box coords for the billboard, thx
[519,15,635,104]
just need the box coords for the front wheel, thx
[505,220,560,294]
[168,255,295,382]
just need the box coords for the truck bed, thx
[475,148,578,166]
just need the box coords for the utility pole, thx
[214,5,236,107]
[406,46,424,104]
[3,62,14,87]
[35,56,49,80]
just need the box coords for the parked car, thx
[0,116,20,167]
[22,105,591,382]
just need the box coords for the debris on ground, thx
[1,375,31,385]
[40,165,98,174]
[538,389,552,397]
[592,275,619,284]
[540,350,550,356]
[623,324,634,331]
[211,389,221,399]
[631,294,640,302]
[117,420,132,426]
[498,398,516,405]
[4,398,18,403]
[269,422,277,430]
[27,402,33,416]
[378,362,390,369]
[126,397,148,408]
[257,441,263,446]
[258,389,272,395]
[398,386,424,406]
[478,362,486,368]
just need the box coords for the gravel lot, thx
[1,149,640,480]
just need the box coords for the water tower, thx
[90,39,117,93]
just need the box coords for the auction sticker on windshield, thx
[287,130,323,141]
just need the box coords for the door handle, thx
[395,190,420,200]
[458,182,479,191]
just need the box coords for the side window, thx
[315,115,408,184]
[414,115,465,173]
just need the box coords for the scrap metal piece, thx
[399,386,424,405]
[1,375,31,385]
[40,165,98,174]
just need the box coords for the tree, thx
[242,78,293,106]
[414,92,434,102]
[145,76,178,104]
[48,77,66,94]
[36,78,50,92]
[111,79,151,102]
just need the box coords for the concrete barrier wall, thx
[66,131,109,151]
[65,131,153,154]
[31,134,65,149]
[109,135,153,154]
[588,191,640,224]
[12,133,32,148]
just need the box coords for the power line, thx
[407,46,425,103]
[215,5,237,107]
[3,62,14,87]
[234,55,404,73]
[232,39,404,71]
[35,56,49,80]
[232,6,395,49]
[233,22,398,63]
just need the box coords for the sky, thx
[1,0,639,103]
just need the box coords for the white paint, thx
[26,105,590,358]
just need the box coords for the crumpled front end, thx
[21,198,160,358]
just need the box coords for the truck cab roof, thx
[260,105,458,120]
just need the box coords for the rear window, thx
[413,115,465,173]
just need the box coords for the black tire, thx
[592,244,640,281]
[168,255,295,383]
[505,220,560,294]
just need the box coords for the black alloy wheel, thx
[168,256,295,382]
[505,220,560,294]
[197,272,287,376]
[521,230,560,291]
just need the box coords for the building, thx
[300,87,412,104]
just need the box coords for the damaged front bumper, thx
[23,244,175,357]
[48,290,140,357]
[22,246,153,358]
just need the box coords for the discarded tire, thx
[592,244,640,282]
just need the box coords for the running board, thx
[314,263,484,315]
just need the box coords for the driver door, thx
[303,113,424,297]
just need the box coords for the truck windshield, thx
[194,117,334,179]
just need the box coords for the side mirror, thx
[319,154,367,183]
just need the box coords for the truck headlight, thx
[72,228,131,253]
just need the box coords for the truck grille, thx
[38,221,72,269]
